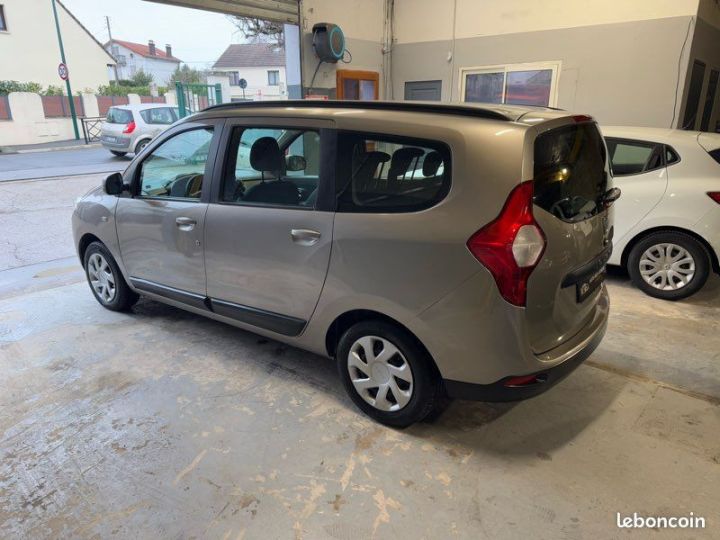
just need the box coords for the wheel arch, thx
[621,226,719,273]
[324,309,442,377]
[78,233,103,267]
[134,137,152,154]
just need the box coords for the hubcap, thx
[639,243,695,291]
[347,336,414,412]
[87,253,116,303]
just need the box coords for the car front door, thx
[203,119,335,336]
[115,120,222,305]
[606,137,669,243]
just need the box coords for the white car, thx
[602,126,720,299]
[101,104,179,157]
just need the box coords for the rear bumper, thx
[101,136,132,151]
[443,300,607,401]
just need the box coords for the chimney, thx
[148,40,156,55]
[165,44,172,58]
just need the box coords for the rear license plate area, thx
[561,245,612,303]
[576,267,605,302]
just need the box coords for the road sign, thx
[58,63,69,81]
[239,78,247,89]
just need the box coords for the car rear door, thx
[203,118,335,336]
[525,120,613,353]
[115,119,223,303]
[605,137,668,243]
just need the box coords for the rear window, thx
[336,132,450,213]
[533,123,607,222]
[106,108,133,124]
[140,107,177,125]
[709,148,720,165]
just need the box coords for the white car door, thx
[606,138,668,244]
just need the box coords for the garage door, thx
[146,0,299,24]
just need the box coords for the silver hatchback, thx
[73,101,614,426]
[101,103,179,157]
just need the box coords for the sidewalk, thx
[0,138,100,154]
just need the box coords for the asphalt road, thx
[0,147,129,181]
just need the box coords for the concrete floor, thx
[1,174,719,539]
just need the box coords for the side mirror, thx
[286,155,306,172]
[103,172,126,196]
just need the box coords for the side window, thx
[138,128,214,200]
[140,107,176,125]
[221,127,320,208]
[606,138,663,176]
[335,133,450,213]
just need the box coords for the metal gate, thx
[176,83,223,118]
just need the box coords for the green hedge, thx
[0,80,43,95]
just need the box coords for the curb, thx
[14,143,102,154]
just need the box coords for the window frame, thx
[334,130,452,214]
[460,61,561,107]
[128,123,221,203]
[228,71,240,86]
[0,5,7,32]
[210,117,336,212]
[267,70,280,86]
[605,136,680,177]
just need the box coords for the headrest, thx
[422,151,443,176]
[388,147,424,180]
[250,137,283,172]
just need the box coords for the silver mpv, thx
[73,101,615,426]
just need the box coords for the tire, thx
[134,139,150,155]
[627,231,710,300]
[110,150,127,157]
[83,242,139,311]
[336,320,443,427]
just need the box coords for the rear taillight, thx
[466,181,546,306]
[708,192,720,204]
[123,121,136,134]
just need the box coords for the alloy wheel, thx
[87,253,117,303]
[347,336,414,412]
[639,243,695,291]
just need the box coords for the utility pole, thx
[106,16,120,82]
[51,0,79,140]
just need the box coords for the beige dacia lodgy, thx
[72,100,616,426]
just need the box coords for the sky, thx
[61,0,245,69]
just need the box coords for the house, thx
[210,43,286,101]
[0,0,115,91]
[105,39,181,86]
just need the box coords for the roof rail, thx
[200,100,511,121]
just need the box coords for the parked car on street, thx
[101,104,179,157]
[73,101,615,426]
[602,126,720,300]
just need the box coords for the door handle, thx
[176,216,197,231]
[291,229,321,246]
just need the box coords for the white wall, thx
[0,0,113,91]
[300,0,385,95]
[0,92,83,146]
[394,0,701,43]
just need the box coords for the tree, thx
[228,17,284,47]
[168,65,205,86]
[131,70,154,86]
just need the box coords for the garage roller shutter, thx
[146,0,299,24]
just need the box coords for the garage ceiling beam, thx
[145,0,299,24]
